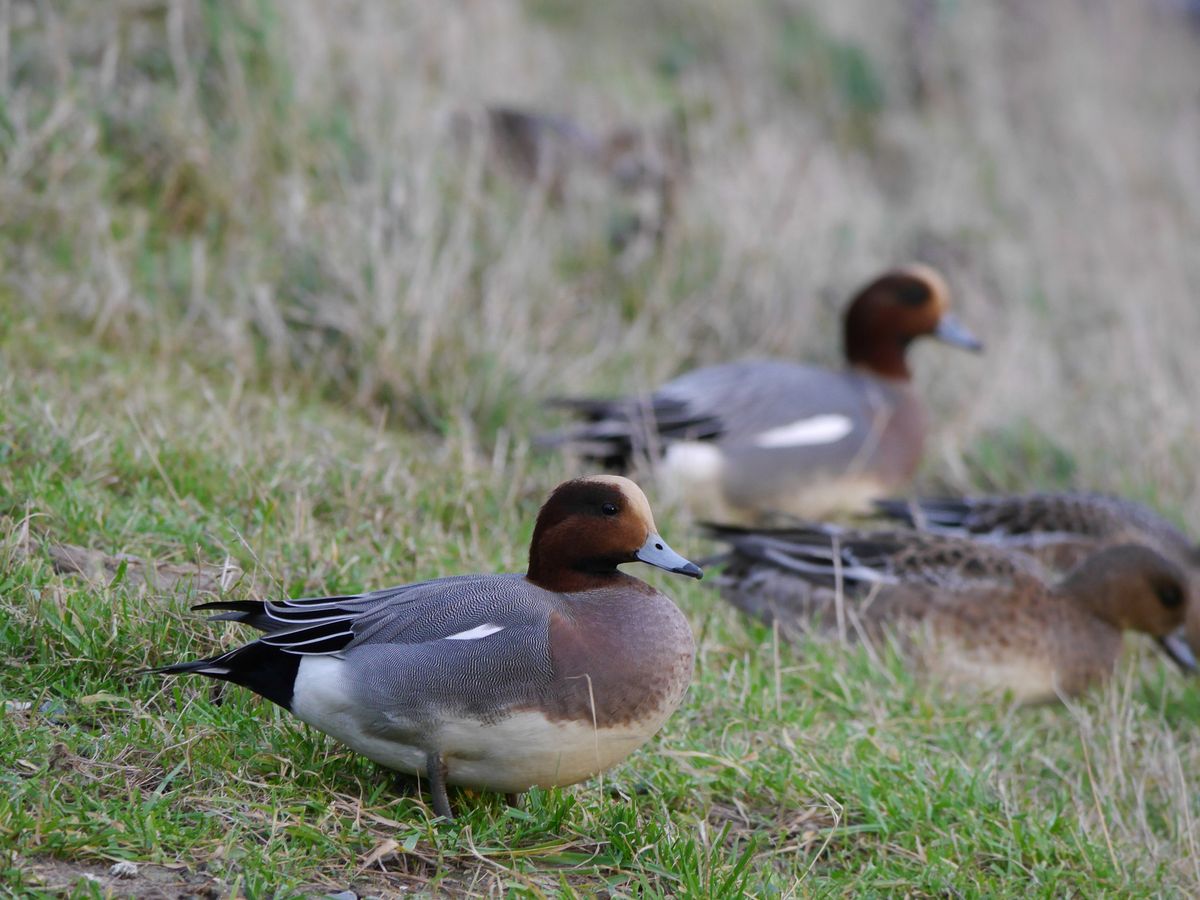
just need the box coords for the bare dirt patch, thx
[18,857,223,900]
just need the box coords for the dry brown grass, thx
[8,1,1199,506]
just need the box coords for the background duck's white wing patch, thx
[443,622,505,641]
[753,414,854,449]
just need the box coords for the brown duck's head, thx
[842,263,983,380]
[1062,544,1196,673]
[527,475,703,592]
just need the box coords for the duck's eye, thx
[601,502,620,517]
[1157,584,1185,609]
[895,281,931,307]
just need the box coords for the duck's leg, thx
[425,751,453,820]
[505,792,521,808]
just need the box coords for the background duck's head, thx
[1060,544,1196,672]
[843,264,983,379]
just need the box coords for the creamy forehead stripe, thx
[585,474,657,531]
[753,415,854,449]
[444,623,505,641]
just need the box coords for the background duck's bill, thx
[933,314,984,352]
[1157,632,1197,673]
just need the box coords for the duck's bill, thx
[1157,632,1197,673]
[933,314,984,352]
[636,533,703,579]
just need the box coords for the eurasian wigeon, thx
[706,522,1195,702]
[152,476,701,819]
[875,491,1199,575]
[450,105,681,243]
[542,265,982,523]
[877,491,1200,656]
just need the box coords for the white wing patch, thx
[443,623,505,641]
[753,414,854,449]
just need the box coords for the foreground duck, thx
[707,522,1195,702]
[542,265,982,522]
[153,476,701,819]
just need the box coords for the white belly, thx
[659,441,732,520]
[765,476,889,520]
[292,656,669,792]
[659,441,887,522]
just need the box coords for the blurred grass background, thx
[4,0,1200,895]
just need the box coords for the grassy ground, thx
[5,0,1200,896]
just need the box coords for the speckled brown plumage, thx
[876,492,1200,573]
[708,523,1193,702]
[877,491,1200,662]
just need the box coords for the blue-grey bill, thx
[1158,632,1197,673]
[933,313,984,352]
[636,533,704,579]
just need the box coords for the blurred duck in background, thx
[875,491,1200,575]
[450,104,686,260]
[877,491,1200,660]
[542,265,982,523]
[705,521,1196,703]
